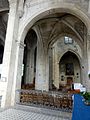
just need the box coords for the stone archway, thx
[59,51,81,86]
[12,4,90,107]
[17,5,89,92]
[18,4,90,44]
[1,0,90,108]
[49,50,82,92]
[21,29,37,90]
[17,8,88,89]
[49,34,83,91]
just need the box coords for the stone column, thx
[52,47,55,84]
[24,48,31,84]
[48,48,53,90]
[36,41,49,91]
[54,48,59,89]
[29,49,35,83]
[25,48,35,84]
[87,34,90,91]
[45,48,49,91]
[1,0,19,107]
[11,41,25,105]
[82,31,89,89]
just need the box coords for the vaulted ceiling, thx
[34,13,87,48]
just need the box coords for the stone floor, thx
[0,105,72,120]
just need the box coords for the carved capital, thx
[15,40,26,49]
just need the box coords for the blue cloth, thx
[72,94,90,120]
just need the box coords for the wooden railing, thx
[16,89,73,112]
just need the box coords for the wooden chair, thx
[48,94,54,106]
[33,92,38,104]
[28,93,33,103]
[68,97,73,109]
[62,96,68,108]
[37,92,43,105]
[54,95,62,108]
[43,93,49,106]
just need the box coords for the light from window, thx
[64,36,73,44]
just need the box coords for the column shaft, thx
[1,1,19,107]
[36,41,49,91]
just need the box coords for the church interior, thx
[0,1,90,119]
[21,13,86,93]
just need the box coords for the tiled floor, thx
[0,105,72,120]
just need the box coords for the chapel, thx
[0,0,90,112]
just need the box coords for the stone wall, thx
[25,0,89,11]
[50,36,82,88]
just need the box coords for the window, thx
[64,36,73,44]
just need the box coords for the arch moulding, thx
[48,33,83,50]
[18,3,90,45]
[59,49,82,67]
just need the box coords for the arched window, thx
[64,36,73,44]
